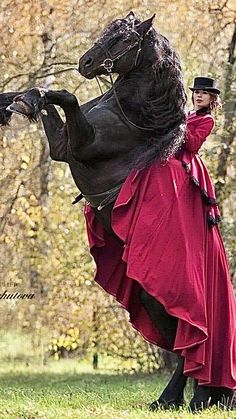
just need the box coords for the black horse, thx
[0,11,232,411]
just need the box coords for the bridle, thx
[94,31,154,132]
[95,29,143,71]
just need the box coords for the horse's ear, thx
[126,11,136,21]
[136,14,155,35]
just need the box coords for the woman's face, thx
[193,90,211,110]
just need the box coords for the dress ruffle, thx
[178,150,221,226]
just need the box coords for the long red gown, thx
[84,111,236,389]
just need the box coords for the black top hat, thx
[189,77,220,94]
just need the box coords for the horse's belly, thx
[68,153,133,195]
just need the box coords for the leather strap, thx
[72,183,123,211]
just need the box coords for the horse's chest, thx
[67,104,143,193]
[86,104,137,142]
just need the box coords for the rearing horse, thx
[1,12,186,237]
[2,12,228,411]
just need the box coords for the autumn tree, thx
[0,0,235,369]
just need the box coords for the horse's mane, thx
[101,18,187,169]
[134,29,187,168]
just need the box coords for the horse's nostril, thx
[84,57,93,67]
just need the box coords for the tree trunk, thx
[215,23,236,212]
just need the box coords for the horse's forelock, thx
[100,16,142,42]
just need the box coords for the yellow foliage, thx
[0,0,235,371]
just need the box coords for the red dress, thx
[84,111,236,389]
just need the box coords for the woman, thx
[174,76,235,409]
[85,77,236,410]
[179,76,222,227]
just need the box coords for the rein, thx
[95,34,154,132]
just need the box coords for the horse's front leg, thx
[9,88,95,161]
[42,90,95,160]
[2,90,69,163]
[0,91,24,125]
[41,93,105,162]
[40,105,68,163]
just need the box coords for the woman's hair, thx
[191,91,223,115]
[209,92,223,113]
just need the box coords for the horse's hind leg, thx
[149,356,187,410]
[140,289,178,346]
[140,289,187,409]
[189,385,235,412]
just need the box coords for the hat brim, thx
[189,86,220,94]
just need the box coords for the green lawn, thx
[0,331,234,418]
[0,358,235,419]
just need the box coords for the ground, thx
[0,358,235,418]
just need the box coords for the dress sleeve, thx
[185,115,214,154]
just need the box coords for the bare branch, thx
[0,67,77,91]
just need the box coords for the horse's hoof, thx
[148,400,160,411]
[149,396,184,411]
[7,89,45,121]
[190,386,235,412]
[189,385,214,412]
[7,100,33,117]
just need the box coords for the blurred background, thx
[0,0,235,373]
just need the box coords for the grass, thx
[0,331,235,418]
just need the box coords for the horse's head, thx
[79,12,155,79]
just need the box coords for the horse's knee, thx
[59,89,78,106]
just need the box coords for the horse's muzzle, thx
[79,53,94,78]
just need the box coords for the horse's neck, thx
[114,68,153,103]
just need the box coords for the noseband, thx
[95,30,143,74]
[94,32,154,132]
